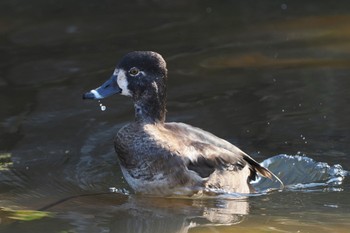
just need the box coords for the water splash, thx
[98,100,106,111]
[109,187,130,195]
[252,154,349,193]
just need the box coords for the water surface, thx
[1,0,350,232]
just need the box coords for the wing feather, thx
[165,122,274,181]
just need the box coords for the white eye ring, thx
[129,67,140,76]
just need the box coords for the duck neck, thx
[134,91,166,124]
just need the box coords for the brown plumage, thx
[83,51,281,196]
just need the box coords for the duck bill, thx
[83,75,122,100]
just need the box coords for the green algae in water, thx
[1,207,52,221]
[0,153,13,171]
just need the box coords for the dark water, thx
[1,0,350,232]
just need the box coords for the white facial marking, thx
[116,69,132,96]
[113,68,119,76]
[90,89,103,99]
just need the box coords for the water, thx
[1,0,350,232]
[254,154,348,192]
[98,101,107,112]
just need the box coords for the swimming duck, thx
[83,51,279,196]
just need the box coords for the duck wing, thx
[164,122,273,181]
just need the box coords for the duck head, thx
[83,51,168,123]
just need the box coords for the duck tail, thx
[257,166,285,190]
[244,155,284,189]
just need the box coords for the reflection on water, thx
[1,155,349,233]
[201,53,350,69]
[1,194,248,233]
[1,0,350,232]
[201,14,350,70]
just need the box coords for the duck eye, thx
[129,67,140,76]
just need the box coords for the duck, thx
[83,51,281,196]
